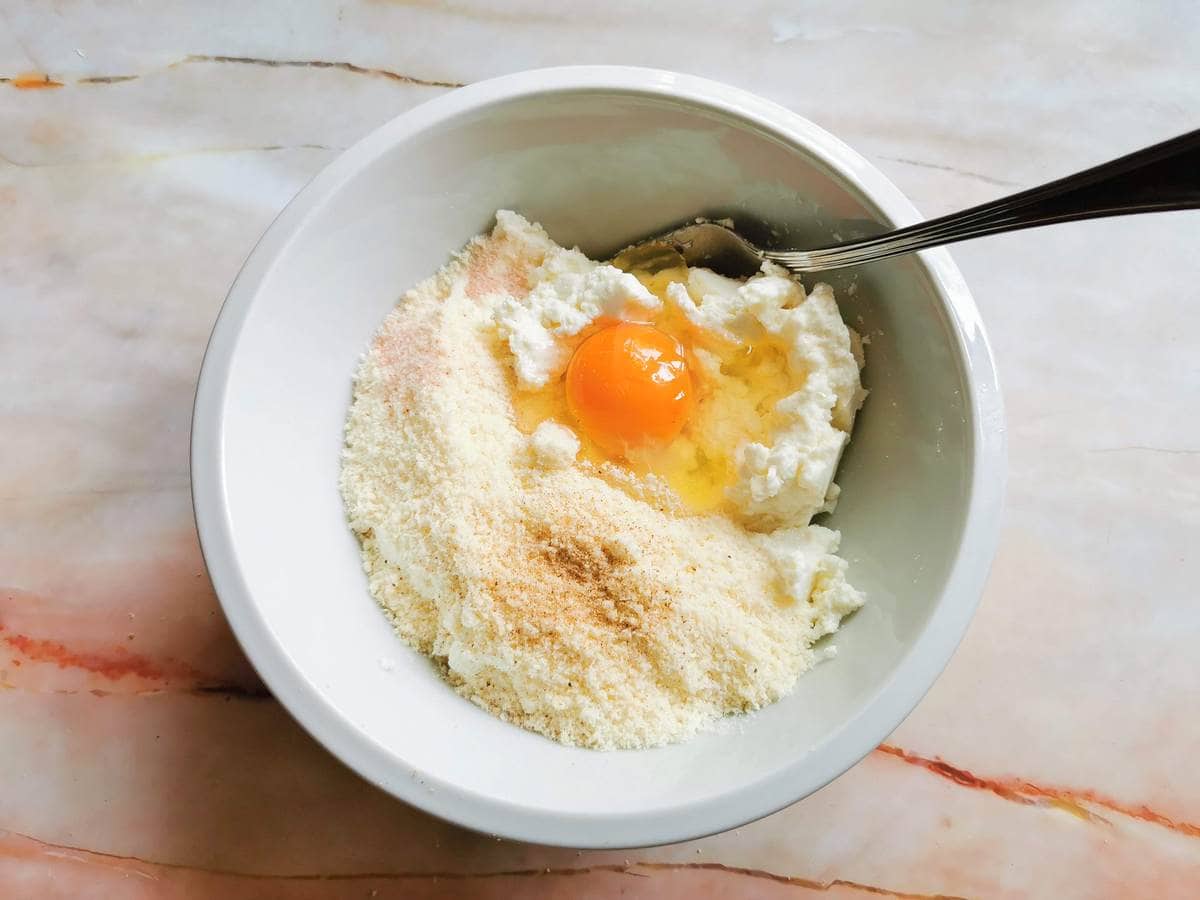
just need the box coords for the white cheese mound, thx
[487,214,866,528]
[667,265,867,527]
[492,213,660,389]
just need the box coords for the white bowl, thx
[192,66,1004,848]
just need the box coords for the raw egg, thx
[565,322,693,456]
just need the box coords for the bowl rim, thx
[191,64,1006,848]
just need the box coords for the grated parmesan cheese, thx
[340,213,865,749]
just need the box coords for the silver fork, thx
[622,128,1200,276]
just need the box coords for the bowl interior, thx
[207,84,976,842]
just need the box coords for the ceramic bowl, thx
[192,66,1005,848]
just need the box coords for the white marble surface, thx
[2,2,1198,897]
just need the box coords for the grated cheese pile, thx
[340,213,865,749]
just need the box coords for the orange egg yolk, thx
[564,322,693,457]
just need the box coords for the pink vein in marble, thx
[0,829,963,899]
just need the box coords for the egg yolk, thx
[565,322,693,456]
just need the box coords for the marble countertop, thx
[3,2,1198,896]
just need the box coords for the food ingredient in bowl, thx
[340,212,866,749]
[565,322,693,456]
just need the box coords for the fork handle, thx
[790,128,1200,269]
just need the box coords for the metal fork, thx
[623,128,1200,276]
